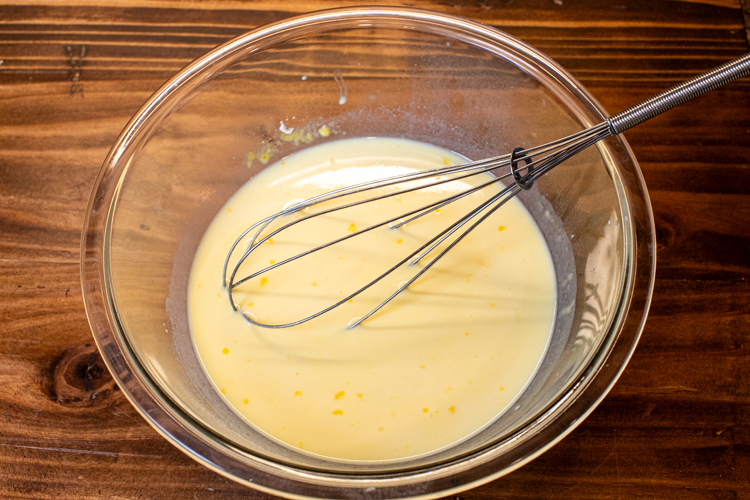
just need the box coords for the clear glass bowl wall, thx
[83,8,655,499]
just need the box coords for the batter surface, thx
[188,137,556,461]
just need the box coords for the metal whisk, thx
[225,53,750,329]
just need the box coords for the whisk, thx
[225,53,750,329]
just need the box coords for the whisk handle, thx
[607,52,750,135]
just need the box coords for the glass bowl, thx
[81,7,655,499]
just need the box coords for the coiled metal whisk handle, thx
[607,52,750,135]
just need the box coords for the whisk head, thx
[224,122,612,328]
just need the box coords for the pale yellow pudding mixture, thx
[188,137,556,461]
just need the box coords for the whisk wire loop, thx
[226,158,526,293]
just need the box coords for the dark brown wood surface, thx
[1,1,749,498]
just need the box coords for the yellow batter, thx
[188,137,556,461]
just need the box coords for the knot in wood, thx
[42,342,117,408]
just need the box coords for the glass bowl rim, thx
[80,6,656,499]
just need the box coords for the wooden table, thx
[1,1,749,498]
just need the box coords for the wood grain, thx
[1,0,749,499]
